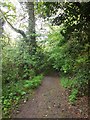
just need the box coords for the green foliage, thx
[2,75,43,117]
[2,31,45,118]
[61,77,77,89]
[45,27,74,73]
[60,77,78,104]
[1,1,90,117]
[2,38,45,83]
[45,25,89,103]
[0,0,16,11]
[24,75,43,89]
[69,89,78,104]
[60,76,78,104]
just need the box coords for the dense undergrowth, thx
[44,27,89,104]
[1,36,46,117]
[2,75,43,117]
[40,2,89,104]
[1,2,89,118]
[1,22,89,118]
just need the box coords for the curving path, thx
[12,75,88,118]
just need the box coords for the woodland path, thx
[12,75,88,118]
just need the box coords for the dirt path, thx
[12,76,88,118]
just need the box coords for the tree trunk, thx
[0,17,4,35]
[26,2,36,54]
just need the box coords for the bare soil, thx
[12,75,88,118]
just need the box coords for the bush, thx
[2,36,45,117]
[45,26,89,104]
[2,75,43,117]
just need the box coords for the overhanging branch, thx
[0,9,27,39]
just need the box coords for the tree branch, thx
[0,9,27,39]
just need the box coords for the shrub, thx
[2,75,43,117]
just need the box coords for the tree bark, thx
[26,2,36,54]
[0,15,4,36]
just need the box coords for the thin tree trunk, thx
[0,17,4,35]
